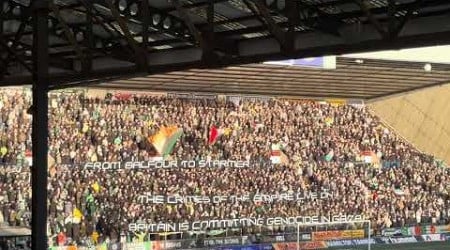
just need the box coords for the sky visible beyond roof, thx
[343,45,450,64]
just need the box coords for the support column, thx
[31,0,49,249]
[0,0,5,79]
[201,0,217,64]
[82,0,93,73]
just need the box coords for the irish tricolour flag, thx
[149,126,183,157]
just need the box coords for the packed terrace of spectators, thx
[0,89,448,246]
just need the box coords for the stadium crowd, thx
[0,89,448,247]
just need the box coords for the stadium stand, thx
[0,89,448,249]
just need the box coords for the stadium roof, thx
[94,57,450,100]
[1,0,450,90]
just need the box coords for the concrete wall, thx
[368,84,450,164]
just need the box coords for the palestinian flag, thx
[394,189,405,196]
[324,149,334,162]
[209,126,221,145]
[149,126,183,157]
[270,143,281,164]
[25,150,32,166]
[361,150,380,167]
[208,126,225,145]
[208,126,231,145]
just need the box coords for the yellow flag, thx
[73,208,83,220]
[92,231,99,244]
[223,128,232,136]
[82,123,89,133]
[91,182,100,193]
[325,117,334,126]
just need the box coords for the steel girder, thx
[0,0,449,86]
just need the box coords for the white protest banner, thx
[83,159,251,170]
[129,214,366,232]
[137,191,333,204]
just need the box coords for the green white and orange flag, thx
[149,125,183,157]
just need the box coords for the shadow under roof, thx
[1,0,450,90]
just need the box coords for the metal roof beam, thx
[88,0,192,44]
[43,7,126,69]
[139,0,150,71]
[285,0,299,54]
[49,57,74,70]
[105,0,148,71]
[140,0,149,51]
[1,0,450,88]
[3,26,450,88]
[0,0,7,79]
[18,1,448,60]
[77,0,126,61]
[171,0,237,57]
[236,0,342,38]
[332,0,446,19]
[171,0,203,46]
[355,0,426,40]
[0,36,33,73]
[0,5,32,76]
[243,0,289,53]
[198,0,446,35]
[82,0,93,73]
[354,0,388,38]
[390,0,425,38]
[157,0,366,13]
[296,0,342,37]
[201,0,218,64]
[159,0,228,12]
[387,0,396,37]
[214,0,443,38]
[68,0,236,56]
[5,37,75,71]
[49,1,83,70]
[57,2,82,10]
[47,37,183,58]
[55,0,208,47]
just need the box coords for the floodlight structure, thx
[1,0,450,249]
